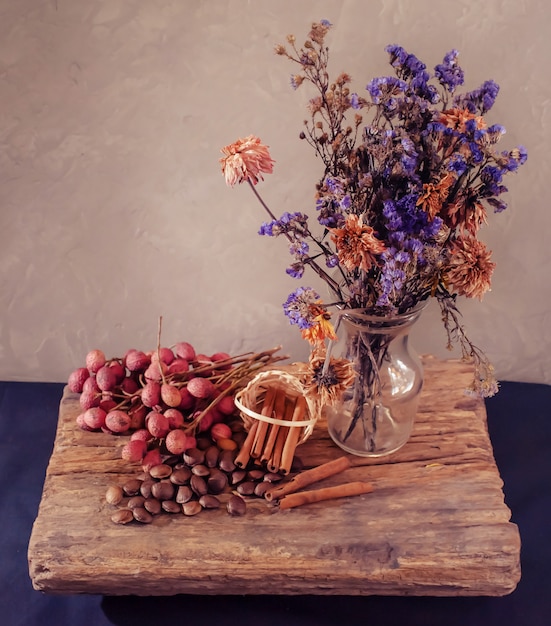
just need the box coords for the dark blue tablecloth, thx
[1,379,549,626]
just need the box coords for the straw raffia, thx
[234,369,318,445]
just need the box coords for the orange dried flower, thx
[417,172,456,220]
[445,191,488,235]
[308,21,331,45]
[301,305,338,345]
[220,135,275,187]
[329,214,386,272]
[439,108,486,133]
[446,236,496,300]
[308,96,323,114]
[335,72,352,86]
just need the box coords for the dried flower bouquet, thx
[221,20,526,404]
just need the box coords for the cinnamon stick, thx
[278,481,374,510]
[250,386,277,458]
[260,389,289,464]
[279,395,307,475]
[264,456,351,502]
[234,420,258,468]
[267,417,290,473]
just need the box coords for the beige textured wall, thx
[1,0,549,383]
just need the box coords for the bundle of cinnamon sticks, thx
[235,385,309,475]
[235,380,374,510]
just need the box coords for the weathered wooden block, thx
[28,356,520,596]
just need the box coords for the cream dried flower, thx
[303,346,356,409]
[220,135,275,187]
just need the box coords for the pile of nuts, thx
[106,424,293,524]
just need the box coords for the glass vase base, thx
[327,404,412,458]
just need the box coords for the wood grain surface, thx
[28,356,521,596]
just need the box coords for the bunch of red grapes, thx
[68,342,268,468]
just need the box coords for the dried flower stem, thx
[247,179,344,297]
[437,292,499,397]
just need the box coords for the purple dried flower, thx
[283,287,320,329]
[454,79,500,114]
[259,212,309,237]
[487,124,506,143]
[486,197,508,213]
[508,146,528,166]
[447,154,468,176]
[366,76,407,104]
[289,240,309,257]
[286,263,305,279]
[434,49,465,93]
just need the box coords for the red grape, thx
[119,376,139,395]
[211,352,232,370]
[141,381,161,408]
[121,439,147,463]
[144,361,166,382]
[107,360,125,383]
[178,386,195,411]
[210,422,233,441]
[105,410,131,434]
[164,408,184,429]
[216,395,236,416]
[76,412,95,431]
[167,358,189,375]
[85,349,106,374]
[160,383,181,408]
[151,347,175,365]
[142,448,162,472]
[187,377,215,399]
[83,407,107,430]
[125,350,150,373]
[146,411,169,438]
[96,365,117,392]
[79,389,100,410]
[68,367,90,393]
[130,428,153,443]
[173,341,196,362]
[165,429,193,455]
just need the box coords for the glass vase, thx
[325,303,425,457]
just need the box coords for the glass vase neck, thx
[337,300,428,331]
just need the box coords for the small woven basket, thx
[234,369,318,445]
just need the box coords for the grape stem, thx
[156,315,168,386]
